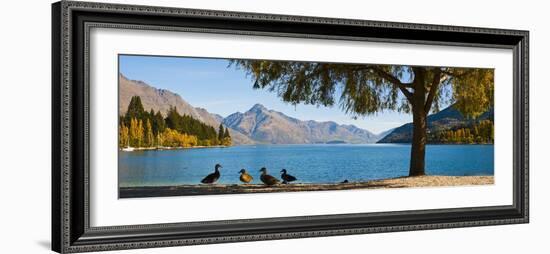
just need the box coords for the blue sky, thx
[119,55,413,134]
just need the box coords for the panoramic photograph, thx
[118,54,495,198]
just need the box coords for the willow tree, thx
[231,60,493,176]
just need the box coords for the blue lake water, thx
[119,144,494,187]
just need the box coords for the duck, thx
[239,169,254,184]
[280,169,297,184]
[201,164,222,184]
[259,167,280,186]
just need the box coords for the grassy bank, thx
[119,175,494,198]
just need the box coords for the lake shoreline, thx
[120,143,495,152]
[119,175,494,198]
[120,145,229,151]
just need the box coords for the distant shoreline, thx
[119,175,494,198]
[120,143,495,151]
[377,142,494,145]
[120,145,229,151]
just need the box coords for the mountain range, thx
[223,104,381,144]
[119,74,384,145]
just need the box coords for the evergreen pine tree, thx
[125,96,145,125]
[224,127,230,139]
[218,124,224,141]
[153,110,165,135]
[165,106,182,131]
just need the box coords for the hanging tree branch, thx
[366,66,414,102]
[424,68,442,113]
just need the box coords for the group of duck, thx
[200,164,297,186]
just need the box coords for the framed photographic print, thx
[52,1,529,253]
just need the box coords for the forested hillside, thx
[119,96,232,148]
[378,105,493,144]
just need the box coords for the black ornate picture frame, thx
[51,1,529,253]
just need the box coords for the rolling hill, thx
[377,105,494,143]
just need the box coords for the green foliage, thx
[230,60,494,117]
[165,106,182,131]
[231,60,405,115]
[450,69,494,118]
[124,96,146,124]
[152,110,165,135]
[223,127,230,139]
[218,124,225,141]
[119,96,231,148]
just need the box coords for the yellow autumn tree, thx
[129,118,145,147]
[157,132,164,148]
[119,122,129,148]
[160,128,199,147]
[129,118,138,147]
[145,119,154,147]
[137,119,144,147]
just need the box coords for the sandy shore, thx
[119,175,493,198]
[365,175,494,188]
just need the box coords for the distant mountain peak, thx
[223,104,381,144]
[249,103,268,112]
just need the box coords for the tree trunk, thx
[409,68,427,176]
[409,103,427,176]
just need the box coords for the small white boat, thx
[122,138,135,152]
[122,147,135,152]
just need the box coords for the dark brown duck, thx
[259,167,280,186]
